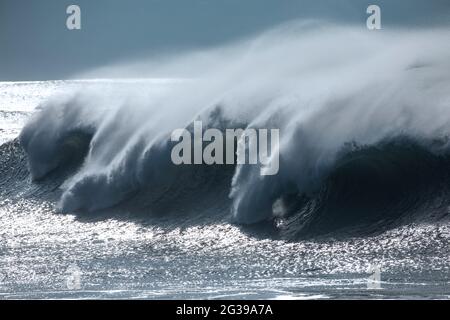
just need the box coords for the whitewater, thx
[0,24,449,299]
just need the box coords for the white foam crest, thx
[19,23,450,221]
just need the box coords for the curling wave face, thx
[18,24,450,237]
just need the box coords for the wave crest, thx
[18,24,450,236]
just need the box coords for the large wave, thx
[17,23,450,236]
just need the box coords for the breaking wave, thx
[14,23,450,237]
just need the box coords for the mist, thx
[19,22,450,223]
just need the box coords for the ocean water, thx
[0,79,448,300]
[1,26,450,299]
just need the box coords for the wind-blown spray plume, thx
[19,23,450,235]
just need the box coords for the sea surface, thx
[0,80,449,300]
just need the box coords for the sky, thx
[0,0,449,80]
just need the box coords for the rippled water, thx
[0,81,449,299]
[1,196,448,299]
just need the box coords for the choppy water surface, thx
[1,80,449,299]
